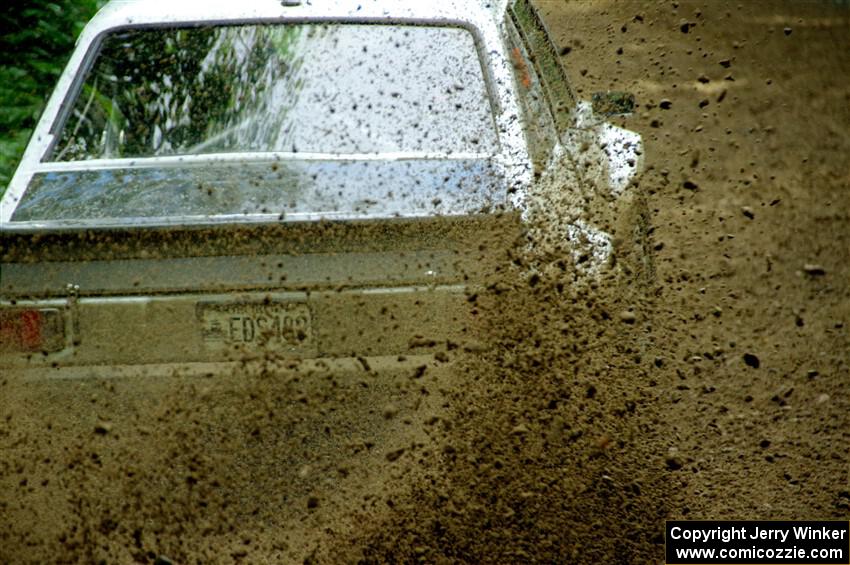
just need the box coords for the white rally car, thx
[0,0,645,377]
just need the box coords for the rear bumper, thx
[1,284,476,370]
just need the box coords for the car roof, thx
[87,0,510,32]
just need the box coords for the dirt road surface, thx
[1,1,848,563]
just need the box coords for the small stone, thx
[511,423,530,435]
[784,26,792,35]
[816,393,830,404]
[659,99,673,110]
[619,310,637,324]
[741,206,755,219]
[154,557,174,565]
[409,336,437,348]
[462,340,487,353]
[803,264,826,276]
[94,421,112,435]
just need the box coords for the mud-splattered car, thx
[0,0,644,377]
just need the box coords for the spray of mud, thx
[1,183,665,563]
[4,1,850,563]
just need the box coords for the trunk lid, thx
[1,213,519,368]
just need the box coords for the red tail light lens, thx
[0,308,65,353]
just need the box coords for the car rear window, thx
[48,23,498,160]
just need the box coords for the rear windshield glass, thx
[48,23,498,160]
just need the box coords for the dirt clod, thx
[666,457,684,471]
[743,353,761,369]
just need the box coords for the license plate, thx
[198,300,314,354]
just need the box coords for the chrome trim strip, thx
[30,151,494,173]
[0,208,505,231]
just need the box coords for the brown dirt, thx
[2,1,849,563]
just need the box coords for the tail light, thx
[0,308,65,353]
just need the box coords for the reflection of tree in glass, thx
[191,25,308,154]
[55,25,303,160]
[53,24,495,160]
